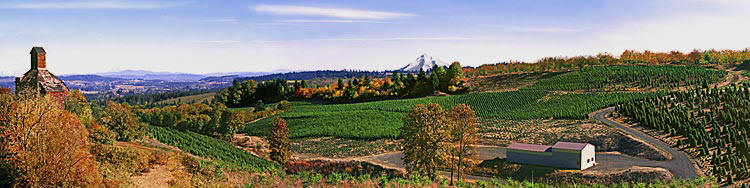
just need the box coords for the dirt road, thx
[593,107,702,179]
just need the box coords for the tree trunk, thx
[458,139,463,182]
[450,150,455,186]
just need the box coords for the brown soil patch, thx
[232,134,270,160]
[132,165,173,188]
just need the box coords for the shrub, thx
[88,122,116,145]
[276,100,291,111]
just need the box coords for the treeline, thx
[215,79,298,108]
[298,63,467,102]
[135,100,291,140]
[617,84,750,185]
[465,49,750,77]
[231,70,387,82]
[217,62,469,107]
[91,89,217,107]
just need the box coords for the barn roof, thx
[30,47,46,54]
[507,142,551,152]
[17,69,68,93]
[551,142,591,151]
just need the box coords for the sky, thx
[1,0,750,75]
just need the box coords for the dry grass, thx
[473,158,673,185]
[98,139,230,187]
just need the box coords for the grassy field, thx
[155,92,215,105]
[240,90,658,139]
[148,126,277,171]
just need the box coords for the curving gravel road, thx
[593,107,701,179]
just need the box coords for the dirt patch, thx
[474,158,672,185]
[574,166,673,185]
[232,134,271,160]
[132,165,173,188]
[290,137,400,158]
[286,159,405,179]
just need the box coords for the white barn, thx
[506,141,595,170]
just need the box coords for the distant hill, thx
[60,75,125,82]
[0,76,13,90]
[397,53,449,72]
[199,75,243,82]
[97,70,273,81]
[231,70,386,82]
[97,70,206,81]
[202,72,272,77]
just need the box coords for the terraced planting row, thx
[617,84,750,184]
[523,65,726,91]
[242,91,657,139]
[149,126,277,172]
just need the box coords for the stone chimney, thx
[30,47,46,70]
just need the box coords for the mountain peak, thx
[398,53,449,72]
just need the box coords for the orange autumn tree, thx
[0,94,101,187]
[270,117,290,165]
[447,104,479,185]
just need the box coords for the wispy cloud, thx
[313,37,483,41]
[200,18,239,23]
[196,40,241,45]
[0,0,192,10]
[496,25,585,33]
[252,4,413,19]
[276,19,386,23]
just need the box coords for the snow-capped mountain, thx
[397,53,450,72]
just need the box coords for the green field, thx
[523,65,726,91]
[239,65,721,140]
[241,90,659,139]
[148,126,277,171]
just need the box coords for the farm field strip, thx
[149,126,277,171]
[242,91,657,139]
[523,65,726,91]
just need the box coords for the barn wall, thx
[506,149,555,167]
[579,145,596,170]
[550,149,582,169]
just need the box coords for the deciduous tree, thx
[0,95,102,186]
[99,101,145,141]
[270,117,290,165]
[400,103,450,180]
[447,104,478,185]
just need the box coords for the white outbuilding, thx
[506,141,596,170]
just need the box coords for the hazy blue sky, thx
[1,0,749,75]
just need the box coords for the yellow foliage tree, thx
[0,94,102,187]
[400,103,451,180]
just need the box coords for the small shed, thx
[15,47,69,100]
[506,141,595,170]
